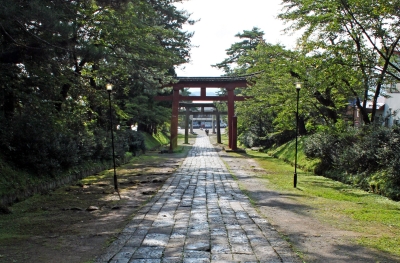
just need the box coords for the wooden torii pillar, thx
[226,86,235,149]
[215,109,221,143]
[155,76,249,151]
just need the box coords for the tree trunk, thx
[298,117,307,136]
[355,97,370,125]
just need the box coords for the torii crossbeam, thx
[154,76,250,151]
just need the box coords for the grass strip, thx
[246,150,400,257]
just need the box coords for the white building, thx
[382,83,400,126]
[355,84,400,127]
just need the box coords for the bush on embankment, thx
[305,126,400,200]
[267,136,320,174]
[0,130,169,206]
[143,130,169,150]
[268,126,400,201]
[239,129,295,149]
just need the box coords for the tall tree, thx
[237,41,355,139]
[240,43,311,134]
[279,0,400,124]
[0,0,194,174]
[212,27,264,75]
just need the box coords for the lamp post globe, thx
[294,82,301,188]
[106,83,113,91]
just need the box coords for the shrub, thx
[304,126,400,200]
[2,112,82,176]
[304,131,338,175]
[0,110,125,176]
[238,131,259,148]
[239,130,296,149]
[266,130,296,147]
[124,130,146,156]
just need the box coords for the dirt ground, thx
[0,149,188,263]
[1,134,399,263]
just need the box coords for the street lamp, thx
[294,82,301,188]
[106,83,119,195]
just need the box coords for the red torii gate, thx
[155,76,249,151]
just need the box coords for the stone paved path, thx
[96,135,301,263]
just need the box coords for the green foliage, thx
[115,130,146,157]
[0,154,38,196]
[304,126,400,200]
[212,27,264,75]
[0,0,194,180]
[279,0,400,124]
[152,131,170,146]
[239,129,295,149]
[267,136,319,173]
[217,28,354,145]
[244,42,356,133]
[303,131,338,175]
[265,130,296,149]
[142,130,169,150]
[1,111,81,176]
[0,128,168,203]
[238,131,259,148]
[236,97,276,148]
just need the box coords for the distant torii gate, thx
[155,76,249,151]
[178,102,227,144]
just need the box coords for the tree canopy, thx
[279,0,400,123]
[0,0,194,174]
[212,27,264,75]
[211,0,400,149]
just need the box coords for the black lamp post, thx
[294,82,301,188]
[106,83,119,194]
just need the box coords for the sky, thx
[174,0,298,77]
